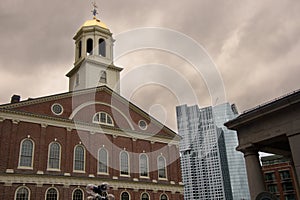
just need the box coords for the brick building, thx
[261,155,299,200]
[0,14,184,200]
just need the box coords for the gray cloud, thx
[0,0,299,130]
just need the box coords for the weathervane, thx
[91,0,99,19]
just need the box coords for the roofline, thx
[0,108,180,143]
[225,89,300,129]
[0,86,180,140]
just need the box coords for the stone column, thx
[241,147,265,199]
[288,133,300,197]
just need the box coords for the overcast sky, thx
[0,0,299,130]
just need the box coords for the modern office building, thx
[176,103,250,200]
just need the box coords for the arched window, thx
[158,155,167,179]
[45,188,58,200]
[99,38,106,57]
[160,194,168,200]
[141,193,149,200]
[19,139,34,168]
[93,112,113,126]
[72,189,84,200]
[48,142,61,170]
[15,186,30,200]
[139,154,148,177]
[87,38,93,55]
[74,145,85,172]
[98,148,108,174]
[78,41,82,58]
[120,151,129,175]
[121,192,130,200]
[99,70,107,83]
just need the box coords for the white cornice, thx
[0,110,180,145]
[0,174,183,194]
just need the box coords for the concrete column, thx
[242,147,265,199]
[288,133,300,197]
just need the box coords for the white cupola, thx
[66,16,122,93]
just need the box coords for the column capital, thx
[237,144,259,157]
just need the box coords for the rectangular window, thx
[265,172,275,181]
[282,182,294,191]
[280,170,291,180]
[267,184,278,193]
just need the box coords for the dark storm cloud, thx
[0,0,299,130]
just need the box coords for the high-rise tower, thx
[176,103,250,200]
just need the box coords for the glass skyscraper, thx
[176,103,250,200]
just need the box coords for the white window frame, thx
[47,142,61,171]
[98,147,109,175]
[45,187,59,200]
[72,188,84,200]
[139,153,149,178]
[120,191,131,200]
[18,138,35,169]
[92,112,114,126]
[120,151,130,177]
[157,155,167,180]
[14,186,30,200]
[160,194,168,200]
[141,192,150,200]
[73,145,86,173]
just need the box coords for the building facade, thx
[176,103,250,200]
[224,90,300,199]
[0,15,184,200]
[261,155,299,200]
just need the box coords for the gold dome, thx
[82,18,108,29]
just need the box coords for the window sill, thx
[17,166,33,170]
[47,168,61,172]
[73,170,86,174]
[97,172,109,175]
[120,174,130,177]
[139,176,150,179]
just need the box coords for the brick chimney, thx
[11,95,21,104]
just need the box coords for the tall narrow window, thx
[121,192,130,200]
[19,139,34,168]
[15,186,30,200]
[139,154,148,177]
[72,189,83,200]
[99,38,106,57]
[160,194,168,200]
[74,145,85,172]
[87,38,93,55]
[120,151,129,175]
[158,156,167,179]
[78,41,82,58]
[98,148,108,174]
[48,142,61,170]
[99,71,107,83]
[141,193,149,200]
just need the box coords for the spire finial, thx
[91,0,99,19]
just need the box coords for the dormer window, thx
[93,112,113,126]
